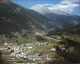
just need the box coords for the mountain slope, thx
[31,4,80,28]
[0,1,60,34]
[47,24,80,36]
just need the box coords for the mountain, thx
[0,0,60,34]
[31,4,52,15]
[31,4,72,15]
[47,24,80,36]
[49,8,72,15]
[31,4,80,28]
[0,0,10,3]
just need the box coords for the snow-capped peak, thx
[31,4,73,16]
[48,7,72,15]
[31,4,52,15]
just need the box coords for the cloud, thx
[61,0,80,4]
[61,1,72,4]
[53,3,79,12]
[62,0,80,3]
[43,4,53,6]
[43,1,79,13]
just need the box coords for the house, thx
[4,43,8,46]
[0,48,3,50]
[50,48,56,52]
[27,46,32,49]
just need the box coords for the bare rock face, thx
[0,0,10,3]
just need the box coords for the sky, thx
[11,0,80,14]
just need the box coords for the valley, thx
[0,30,80,64]
[0,0,80,64]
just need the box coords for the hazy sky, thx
[11,0,80,14]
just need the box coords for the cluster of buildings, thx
[0,42,53,64]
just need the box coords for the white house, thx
[50,48,56,52]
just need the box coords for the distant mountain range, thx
[31,4,73,15]
[47,24,80,36]
[0,0,61,34]
[31,4,80,28]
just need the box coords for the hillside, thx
[48,25,80,35]
[0,1,60,34]
[45,25,80,64]
[47,24,80,43]
[0,0,80,64]
[31,4,80,28]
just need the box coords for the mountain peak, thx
[31,4,73,15]
[31,4,47,10]
[0,2,59,34]
[31,4,51,15]
[34,4,44,7]
[0,0,10,3]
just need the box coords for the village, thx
[0,35,70,64]
[0,41,57,64]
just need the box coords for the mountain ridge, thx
[31,4,74,16]
[0,1,60,34]
[31,4,80,28]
